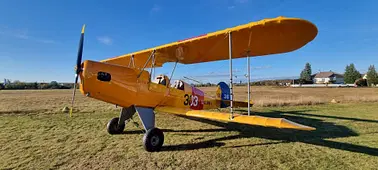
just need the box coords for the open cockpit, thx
[151,74,185,91]
[171,80,185,90]
[152,74,170,86]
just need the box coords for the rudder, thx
[216,82,230,108]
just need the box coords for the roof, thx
[314,72,343,78]
[101,16,318,69]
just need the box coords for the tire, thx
[107,117,125,134]
[143,128,164,152]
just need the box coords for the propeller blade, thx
[76,24,85,74]
[69,24,86,117]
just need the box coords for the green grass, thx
[1,101,378,169]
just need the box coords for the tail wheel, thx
[107,117,125,134]
[143,128,164,152]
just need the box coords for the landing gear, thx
[143,128,164,152]
[134,107,164,152]
[107,106,136,135]
[107,117,125,134]
[106,106,165,152]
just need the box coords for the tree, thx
[38,83,50,89]
[25,82,38,89]
[6,80,26,89]
[366,65,378,86]
[299,62,312,84]
[344,64,361,84]
[49,81,60,89]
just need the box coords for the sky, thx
[0,0,377,83]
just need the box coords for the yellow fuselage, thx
[79,60,220,110]
[77,60,316,131]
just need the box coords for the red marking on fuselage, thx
[190,86,204,110]
[178,34,207,42]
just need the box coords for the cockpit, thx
[171,80,185,90]
[152,74,185,90]
[152,74,170,86]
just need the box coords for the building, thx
[362,73,368,80]
[313,71,344,84]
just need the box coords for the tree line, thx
[299,62,378,86]
[0,80,74,90]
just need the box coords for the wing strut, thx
[228,32,234,120]
[137,50,156,78]
[149,53,157,82]
[247,30,253,116]
[169,61,178,83]
[247,56,251,116]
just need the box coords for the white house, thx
[312,71,344,84]
[363,73,368,80]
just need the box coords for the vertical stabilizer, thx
[216,82,230,108]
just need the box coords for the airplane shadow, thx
[121,128,231,135]
[154,110,378,156]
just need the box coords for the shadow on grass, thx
[0,109,49,115]
[273,110,378,123]
[122,128,230,135]
[156,110,378,156]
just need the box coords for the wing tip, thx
[280,118,316,131]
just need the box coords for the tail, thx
[216,82,253,108]
[216,82,230,108]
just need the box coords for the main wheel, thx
[143,128,164,152]
[107,117,125,134]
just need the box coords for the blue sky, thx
[0,0,377,83]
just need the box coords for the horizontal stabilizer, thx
[155,107,315,131]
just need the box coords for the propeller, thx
[69,24,86,117]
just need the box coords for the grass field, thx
[1,87,378,169]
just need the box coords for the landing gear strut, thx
[106,106,164,152]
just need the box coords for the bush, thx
[355,78,367,87]
[299,79,313,84]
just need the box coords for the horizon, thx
[1,0,377,83]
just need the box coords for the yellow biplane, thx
[70,16,318,152]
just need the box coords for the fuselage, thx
[79,60,220,110]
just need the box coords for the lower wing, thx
[154,107,315,131]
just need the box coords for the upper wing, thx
[101,16,318,69]
[155,106,315,131]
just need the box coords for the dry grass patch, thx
[0,90,117,115]
[199,86,378,107]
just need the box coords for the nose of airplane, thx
[79,60,141,108]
